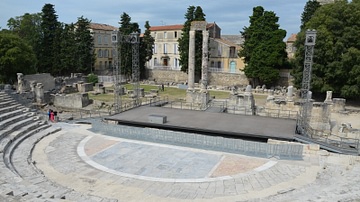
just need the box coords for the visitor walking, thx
[50,110,55,122]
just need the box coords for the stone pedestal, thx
[186,90,209,105]
[286,86,294,101]
[229,91,256,115]
[324,91,333,103]
[332,98,346,112]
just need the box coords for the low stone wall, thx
[146,69,249,86]
[24,73,55,91]
[91,122,303,159]
[53,93,91,108]
[208,72,248,86]
[147,69,188,83]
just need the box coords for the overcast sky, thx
[0,0,309,40]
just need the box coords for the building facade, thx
[89,23,117,73]
[148,23,245,74]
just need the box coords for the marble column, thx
[201,31,209,92]
[188,30,195,90]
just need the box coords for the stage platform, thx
[105,106,296,141]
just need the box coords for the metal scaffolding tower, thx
[111,31,140,113]
[298,29,317,135]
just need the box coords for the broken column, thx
[286,86,294,101]
[35,83,44,104]
[17,73,24,94]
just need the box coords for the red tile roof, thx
[149,24,183,31]
[287,33,297,42]
[149,23,219,31]
[90,23,117,31]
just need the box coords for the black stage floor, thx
[105,106,296,141]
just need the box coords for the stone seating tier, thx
[0,112,33,130]
[0,108,25,122]
[0,104,23,115]
[0,100,17,108]
[0,91,118,201]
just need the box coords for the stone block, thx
[148,114,167,124]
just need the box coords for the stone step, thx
[0,104,23,115]
[0,116,38,144]
[0,111,33,130]
[0,97,14,104]
[3,123,50,175]
[0,108,26,122]
[0,101,18,109]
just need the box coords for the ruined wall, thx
[53,93,91,108]
[146,69,249,86]
[208,72,248,86]
[24,73,55,91]
[147,69,188,83]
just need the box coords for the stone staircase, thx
[0,91,117,202]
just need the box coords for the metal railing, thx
[296,115,360,154]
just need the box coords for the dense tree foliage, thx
[178,6,206,80]
[140,21,154,79]
[119,12,141,79]
[74,16,95,74]
[0,32,36,83]
[292,0,360,99]
[4,4,95,76]
[38,4,60,74]
[300,0,321,29]
[239,6,288,87]
[7,13,42,63]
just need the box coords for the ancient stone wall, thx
[208,72,248,87]
[147,69,188,84]
[146,69,249,86]
[24,73,55,91]
[53,93,91,108]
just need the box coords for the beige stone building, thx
[286,33,297,59]
[89,23,117,73]
[148,23,245,73]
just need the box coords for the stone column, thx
[200,31,209,92]
[287,86,294,101]
[35,83,44,104]
[17,73,24,94]
[188,30,195,91]
[324,91,332,103]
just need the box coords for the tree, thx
[7,13,42,63]
[292,0,360,99]
[38,3,61,74]
[0,32,37,83]
[139,21,154,79]
[178,6,206,80]
[301,0,321,29]
[118,12,140,79]
[74,16,95,74]
[58,23,77,75]
[239,6,288,87]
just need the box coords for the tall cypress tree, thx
[178,6,206,80]
[119,12,140,79]
[39,4,60,74]
[139,21,154,79]
[301,0,321,30]
[75,16,95,74]
[58,23,77,75]
[239,6,287,87]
